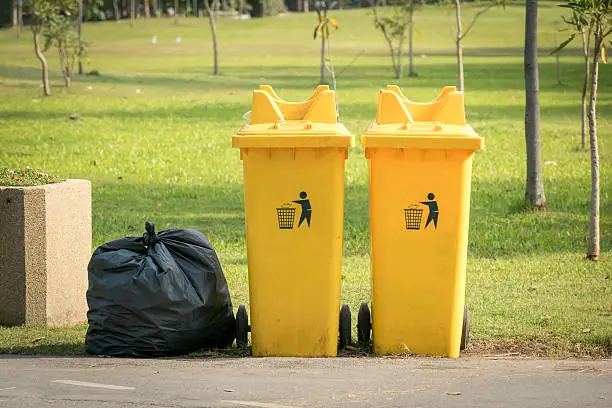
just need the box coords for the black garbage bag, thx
[86,222,235,357]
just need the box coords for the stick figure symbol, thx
[420,193,439,229]
[292,191,312,228]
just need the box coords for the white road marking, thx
[222,400,300,408]
[0,388,16,391]
[52,380,134,391]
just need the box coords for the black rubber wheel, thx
[460,304,470,351]
[339,304,352,349]
[357,302,371,348]
[236,305,249,348]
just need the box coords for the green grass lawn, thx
[0,4,610,357]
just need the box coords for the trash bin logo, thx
[404,205,423,230]
[404,193,438,230]
[276,191,312,230]
[276,205,296,229]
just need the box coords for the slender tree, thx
[27,0,53,96]
[371,0,421,82]
[13,0,23,37]
[315,2,337,84]
[579,18,593,150]
[130,0,135,26]
[203,0,220,75]
[313,5,340,114]
[451,0,507,91]
[554,0,610,260]
[42,0,84,89]
[113,0,120,20]
[407,2,416,77]
[78,0,83,74]
[13,0,18,27]
[18,0,23,29]
[524,0,547,210]
[554,10,593,149]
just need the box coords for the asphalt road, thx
[0,356,610,407]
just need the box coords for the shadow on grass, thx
[3,60,611,97]
[364,46,589,59]
[91,181,246,248]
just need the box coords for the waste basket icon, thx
[404,206,423,230]
[233,85,354,357]
[276,205,296,229]
[361,85,484,358]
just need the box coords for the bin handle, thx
[400,121,442,132]
[272,120,313,131]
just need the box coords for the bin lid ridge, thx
[233,86,354,149]
[363,86,484,152]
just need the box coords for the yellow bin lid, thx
[233,85,354,149]
[233,122,354,149]
[361,122,484,151]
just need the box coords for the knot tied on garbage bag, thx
[143,221,159,246]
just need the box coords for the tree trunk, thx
[554,33,562,86]
[64,68,71,88]
[175,0,179,22]
[130,0,135,27]
[145,0,150,17]
[204,1,219,75]
[408,8,416,77]
[524,0,546,210]
[586,33,601,261]
[13,0,19,38]
[58,44,71,88]
[303,0,308,12]
[326,35,338,119]
[78,0,83,75]
[397,32,404,83]
[580,27,589,150]
[12,0,17,26]
[320,35,326,83]
[455,0,463,90]
[15,0,23,37]
[18,0,22,27]
[113,0,120,20]
[33,30,51,96]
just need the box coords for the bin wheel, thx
[339,304,352,349]
[236,305,249,348]
[460,304,470,351]
[357,302,371,348]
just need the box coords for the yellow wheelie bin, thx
[360,86,484,358]
[232,85,354,357]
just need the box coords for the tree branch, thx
[461,2,497,40]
